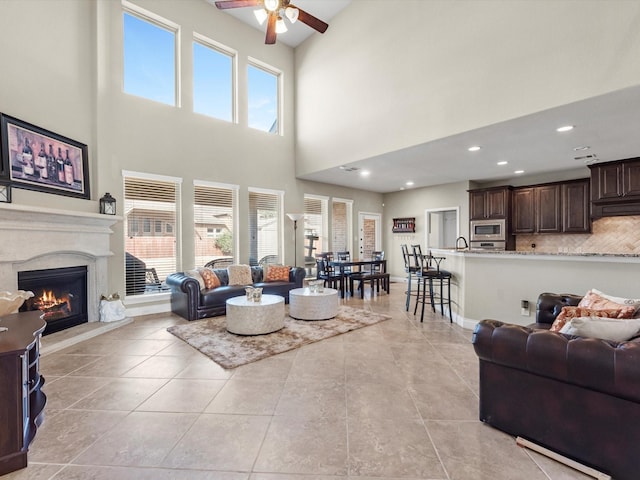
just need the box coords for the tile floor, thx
[7,287,591,480]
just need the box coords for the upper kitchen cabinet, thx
[563,179,591,232]
[469,186,512,220]
[590,158,640,218]
[512,179,590,234]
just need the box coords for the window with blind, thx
[248,188,283,266]
[194,181,238,267]
[332,198,353,253]
[304,195,328,257]
[123,172,181,296]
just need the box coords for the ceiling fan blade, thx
[265,13,277,44]
[295,6,329,33]
[214,0,260,10]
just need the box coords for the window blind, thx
[248,190,281,265]
[194,184,235,267]
[124,175,180,296]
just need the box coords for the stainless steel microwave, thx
[470,218,506,242]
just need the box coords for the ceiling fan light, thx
[276,16,287,33]
[285,6,299,23]
[264,0,278,12]
[254,8,268,25]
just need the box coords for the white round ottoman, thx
[225,294,285,335]
[289,287,339,321]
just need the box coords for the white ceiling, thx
[210,1,640,194]
[299,85,640,193]
[209,0,352,47]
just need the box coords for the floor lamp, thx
[286,213,305,267]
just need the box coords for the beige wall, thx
[295,0,640,176]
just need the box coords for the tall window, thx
[123,171,181,296]
[194,181,238,266]
[193,35,235,122]
[247,60,280,134]
[123,3,178,106]
[304,194,328,256]
[332,198,353,253]
[248,188,283,265]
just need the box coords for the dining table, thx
[328,259,387,298]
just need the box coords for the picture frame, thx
[0,113,90,199]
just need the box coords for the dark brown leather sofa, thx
[472,292,640,480]
[166,266,305,321]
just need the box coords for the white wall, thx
[295,0,640,176]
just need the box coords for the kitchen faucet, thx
[455,236,468,250]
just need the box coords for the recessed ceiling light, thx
[497,161,508,166]
[573,145,590,151]
[400,187,405,191]
[405,181,414,186]
[556,125,574,132]
[514,170,524,174]
[360,170,370,177]
[468,146,481,152]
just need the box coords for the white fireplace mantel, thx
[0,203,121,323]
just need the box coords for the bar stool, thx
[401,244,419,311]
[411,245,453,322]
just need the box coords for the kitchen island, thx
[427,249,640,329]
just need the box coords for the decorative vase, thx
[0,290,34,317]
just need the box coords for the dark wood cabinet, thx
[513,179,590,234]
[512,187,535,234]
[536,184,562,233]
[590,158,640,217]
[0,311,46,476]
[469,186,512,220]
[563,179,591,232]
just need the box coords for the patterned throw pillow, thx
[550,306,635,332]
[578,290,637,313]
[591,288,640,317]
[265,265,290,282]
[197,267,221,290]
[227,264,253,286]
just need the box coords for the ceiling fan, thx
[214,0,329,45]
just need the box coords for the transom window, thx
[193,35,235,122]
[247,60,280,134]
[122,2,178,106]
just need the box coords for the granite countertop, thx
[432,249,640,259]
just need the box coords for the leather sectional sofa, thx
[166,266,305,321]
[472,292,640,480]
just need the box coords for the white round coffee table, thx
[289,287,339,321]
[226,294,285,335]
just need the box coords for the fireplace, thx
[18,266,88,335]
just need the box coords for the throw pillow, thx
[197,267,221,290]
[560,317,640,342]
[578,290,637,314]
[591,288,640,316]
[185,269,206,290]
[549,306,634,332]
[265,265,290,282]
[227,264,253,286]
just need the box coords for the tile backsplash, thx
[515,215,640,254]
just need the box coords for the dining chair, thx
[315,255,341,290]
[349,250,389,299]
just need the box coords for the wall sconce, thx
[0,180,11,203]
[99,192,116,215]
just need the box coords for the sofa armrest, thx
[290,267,306,288]
[535,292,583,325]
[166,273,201,320]
[473,319,640,403]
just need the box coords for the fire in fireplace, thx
[18,266,88,335]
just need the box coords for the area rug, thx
[166,306,391,369]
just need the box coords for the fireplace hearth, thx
[19,266,88,335]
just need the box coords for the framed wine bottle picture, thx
[0,113,90,199]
